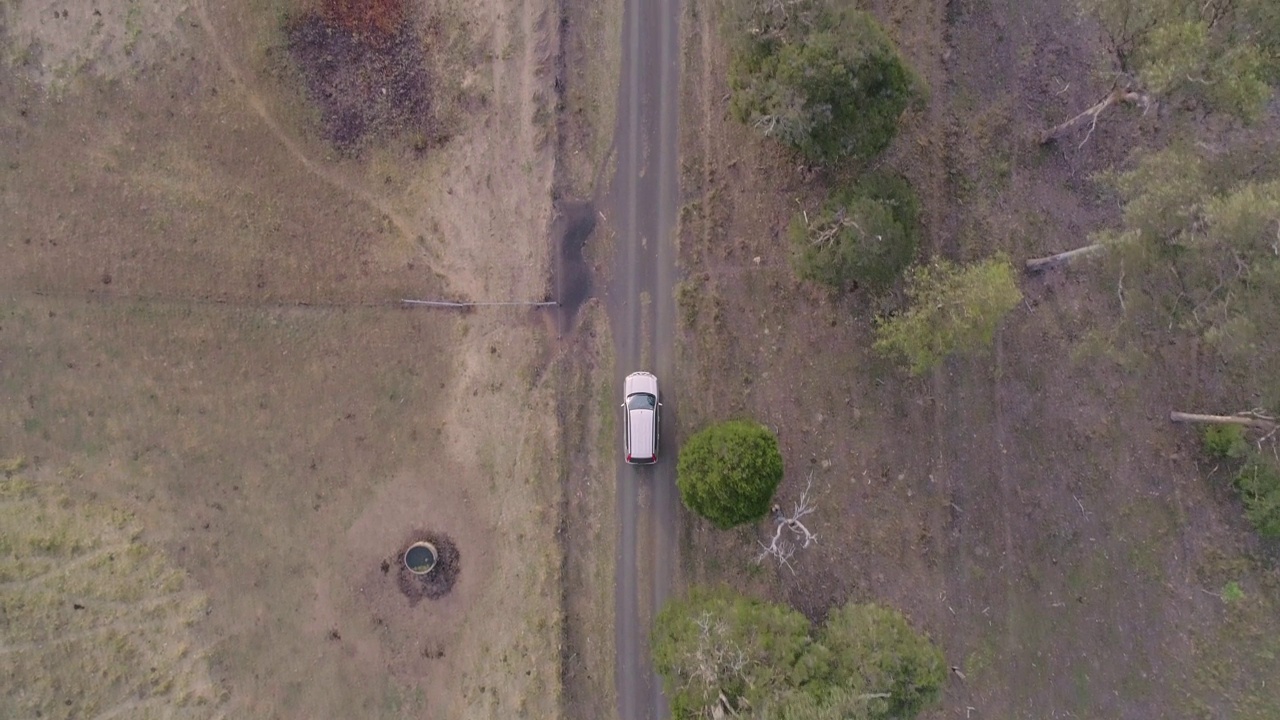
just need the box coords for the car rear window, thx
[627,393,656,411]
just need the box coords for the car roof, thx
[628,408,656,458]
[624,371,658,397]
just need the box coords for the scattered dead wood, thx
[1024,243,1107,273]
[1169,411,1278,430]
[756,472,819,574]
[1040,87,1150,147]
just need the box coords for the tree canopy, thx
[1094,145,1280,407]
[1088,142,1280,537]
[873,257,1023,375]
[728,0,919,162]
[1081,0,1277,119]
[652,586,946,720]
[1042,0,1277,143]
[789,172,920,291]
[677,420,784,529]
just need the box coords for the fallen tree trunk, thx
[1025,243,1106,273]
[1040,87,1148,146]
[1169,411,1277,430]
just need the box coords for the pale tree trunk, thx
[1169,411,1278,430]
[1040,87,1149,146]
[1025,243,1107,273]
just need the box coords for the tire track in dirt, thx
[924,4,1019,712]
[192,0,426,258]
[922,0,960,595]
[920,6,1016,709]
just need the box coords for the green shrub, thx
[677,420,784,529]
[789,172,919,291]
[728,2,919,163]
[1201,424,1249,459]
[873,257,1023,375]
[1235,453,1280,537]
[653,586,946,720]
[820,604,947,719]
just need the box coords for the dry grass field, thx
[0,0,580,716]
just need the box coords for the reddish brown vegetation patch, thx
[324,0,406,38]
[287,0,435,153]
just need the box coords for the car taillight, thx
[626,453,631,462]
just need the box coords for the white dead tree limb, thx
[807,207,859,247]
[1169,410,1277,430]
[690,613,749,718]
[1024,242,1108,273]
[753,114,780,137]
[1040,86,1151,146]
[757,472,819,574]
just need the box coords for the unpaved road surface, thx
[608,0,679,715]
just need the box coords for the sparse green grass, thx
[963,639,996,680]
[0,473,219,719]
[1188,552,1280,719]
[0,455,26,475]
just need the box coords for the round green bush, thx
[676,420,784,529]
[789,173,919,291]
[729,4,919,163]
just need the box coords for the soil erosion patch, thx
[287,0,435,152]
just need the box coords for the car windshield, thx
[627,393,656,411]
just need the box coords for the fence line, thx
[19,289,559,311]
[400,299,559,308]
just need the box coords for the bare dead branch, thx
[808,207,858,247]
[1040,87,1149,146]
[1117,261,1127,313]
[1024,243,1107,273]
[689,613,751,717]
[1169,411,1278,430]
[753,114,779,137]
[757,472,819,573]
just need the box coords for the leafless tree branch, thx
[1169,410,1278,430]
[757,472,819,574]
[1040,86,1150,146]
[807,207,858,247]
[753,114,779,137]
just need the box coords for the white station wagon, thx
[622,371,660,465]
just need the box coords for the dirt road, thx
[607,0,680,715]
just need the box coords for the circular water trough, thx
[404,541,438,575]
